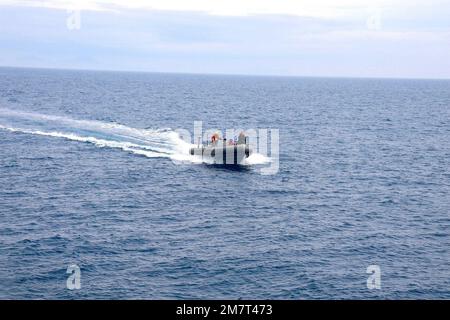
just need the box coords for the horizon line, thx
[1,65,450,81]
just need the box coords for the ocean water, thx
[0,67,449,299]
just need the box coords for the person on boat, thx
[237,131,246,145]
[211,132,220,146]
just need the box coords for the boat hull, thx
[190,145,251,165]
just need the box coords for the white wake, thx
[0,108,271,166]
[0,108,193,161]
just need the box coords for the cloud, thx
[0,0,444,17]
[0,1,449,78]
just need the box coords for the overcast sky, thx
[1,0,449,78]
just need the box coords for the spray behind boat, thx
[189,131,252,165]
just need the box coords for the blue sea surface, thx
[0,67,449,299]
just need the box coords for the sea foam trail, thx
[0,108,193,161]
[0,108,271,165]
